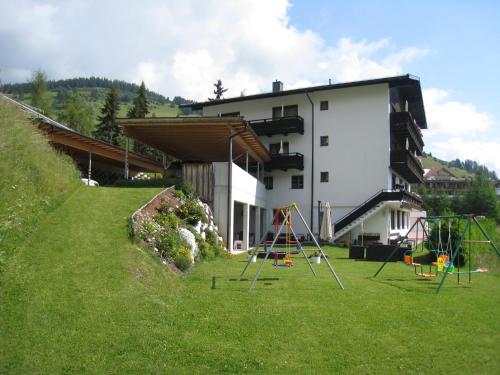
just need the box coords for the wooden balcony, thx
[390,150,424,183]
[390,111,424,155]
[248,116,304,137]
[265,152,304,171]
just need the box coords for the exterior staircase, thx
[333,189,422,241]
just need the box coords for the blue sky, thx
[0,0,498,174]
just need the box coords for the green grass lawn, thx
[1,187,499,374]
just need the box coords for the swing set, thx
[373,214,499,294]
[240,203,344,291]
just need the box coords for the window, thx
[264,176,273,190]
[221,111,240,117]
[401,211,405,228]
[272,105,298,119]
[320,136,329,146]
[269,141,289,155]
[291,175,304,189]
[397,211,401,229]
[391,209,395,230]
[320,171,329,183]
[320,100,329,111]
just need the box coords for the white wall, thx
[351,207,390,244]
[212,162,267,248]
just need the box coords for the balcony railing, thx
[248,116,304,137]
[390,111,424,155]
[390,150,424,183]
[265,152,304,171]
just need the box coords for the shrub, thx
[173,189,185,200]
[174,245,192,271]
[138,219,161,242]
[205,229,218,246]
[157,230,181,259]
[175,181,194,198]
[177,198,206,225]
[154,211,179,230]
[212,243,225,257]
[197,241,214,260]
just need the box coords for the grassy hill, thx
[420,154,473,178]
[0,97,80,257]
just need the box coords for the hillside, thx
[0,77,195,135]
[420,155,472,178]
[0,97,80,256]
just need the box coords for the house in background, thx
[423,167,471,196]
[182,74,427,247]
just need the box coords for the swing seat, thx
[284,259,293,266]
[411,262,421,267]
[416,273,435,278]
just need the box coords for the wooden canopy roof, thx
[38,122,164,173]
[119,117,271,163]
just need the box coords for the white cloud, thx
[430,138,500,176]
[0,0,427,101]
[423,88,493,137]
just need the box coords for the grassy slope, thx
[0,98,80,256]
[420,155,472,178]
[1,187,499,373]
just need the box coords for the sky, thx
[1,0,499,175]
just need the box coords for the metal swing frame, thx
[240,203,344,292]
[373,214,499,294]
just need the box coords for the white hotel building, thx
[123,74,427,251]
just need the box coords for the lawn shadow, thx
[368,276,441,294]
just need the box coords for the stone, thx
[179,227,198,262]
[200,231,206,240]
[194,221,202,233]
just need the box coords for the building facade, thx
[188,74,427,246]
[423,167,471,196]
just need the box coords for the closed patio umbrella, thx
[320,201,333,241]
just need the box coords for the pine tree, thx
[127,81,150,154]
[93,86,121,145]
[30,69,52,115]
[210,79,228,100]
[127,81,149,118]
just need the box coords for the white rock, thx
[178,227,198,262]
[218,236,223,243]
[200,231,206,240]
[213,226,218,232]
[194,221,202,233]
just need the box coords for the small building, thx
[423,167,471,196]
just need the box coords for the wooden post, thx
[124,137,129,180]
[88,151,92,185]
